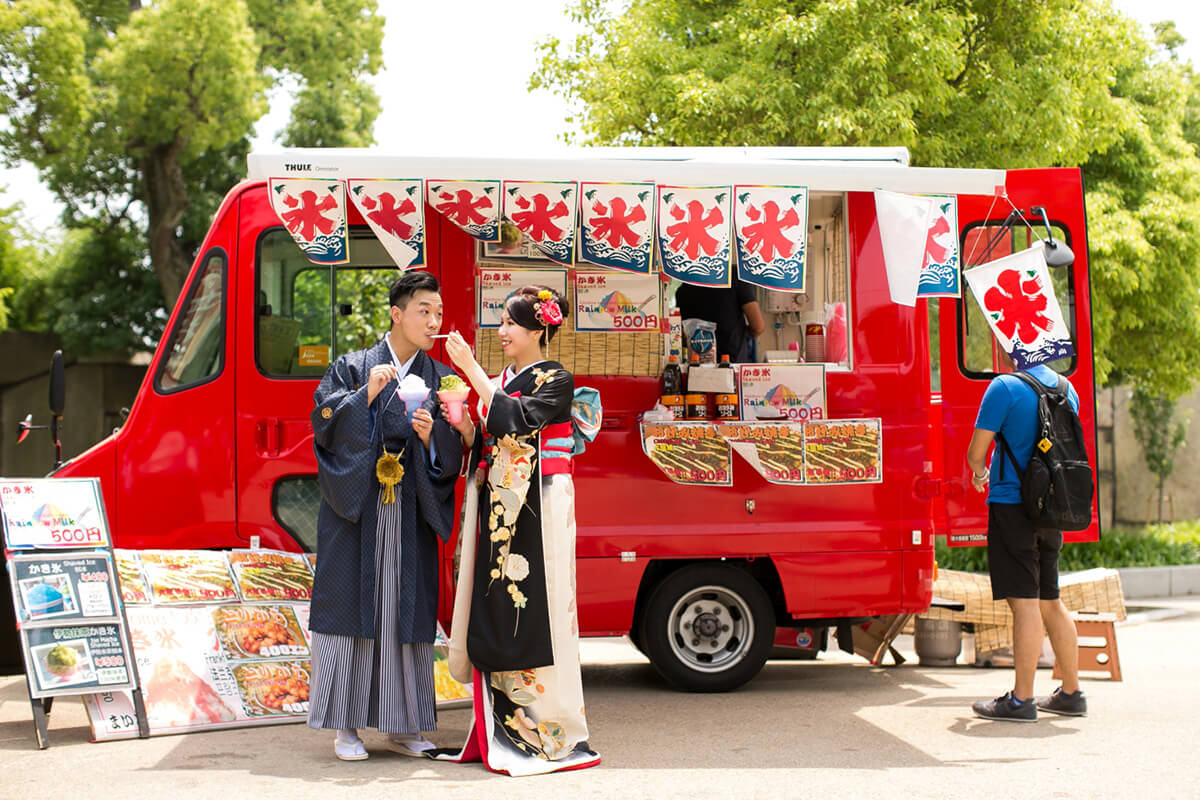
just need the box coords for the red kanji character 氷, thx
[922,212,952,267]
[983,268,1052,344]
[665,200,723,260]
[588,197,646,248]
[280,190,339,240]
[365,192,418,239]
[435,189,493,227]
[741,200,799,261]
[511,193,569,242]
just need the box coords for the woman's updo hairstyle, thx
[504,285,570,343]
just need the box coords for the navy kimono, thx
[308,339,461,642]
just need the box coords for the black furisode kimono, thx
[306,339,461,735]
[438,360,601,775]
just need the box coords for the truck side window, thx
[156,250,227,393]
[256,228,397,377]
[958,221,1076,377]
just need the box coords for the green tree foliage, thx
[534,0,1200,400]
[0,0,383,322]
[0,198,43,331]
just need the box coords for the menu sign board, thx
[803,419,884,484]
[477,268,567,328]
[0,478,109,550]
[640,422,733,486]
[22,623,135,699]
[574,271,661,332]
[717,422,807,485]
[9,552,120,624]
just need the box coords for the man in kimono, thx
[307,270,464,761]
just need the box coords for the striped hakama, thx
[307,493,437,735]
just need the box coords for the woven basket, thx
[475,275,663,378]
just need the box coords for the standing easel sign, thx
[1,477,148,748]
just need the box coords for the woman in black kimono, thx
[436,286,601,775]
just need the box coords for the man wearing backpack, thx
[966,352,1087,722]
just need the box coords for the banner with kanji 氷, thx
[427,180,501,242]
[964,246,1075,369]
[734,185,808,292]
[347,179,424,268]
[657,185,733,287]
[578,182,655,274]
[268,178,349,265]
[502,181,578,265]
[917,195,960,298]
[874,190,933,307]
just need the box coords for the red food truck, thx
[50,147,1100,691]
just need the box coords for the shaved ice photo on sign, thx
[964,246,1075,369]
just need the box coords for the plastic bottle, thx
[662,355,683,394]
[718,354,733,369]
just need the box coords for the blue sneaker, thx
[972,691,1037,722]
[1036,687,1087,717]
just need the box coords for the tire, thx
[641,564,774,692]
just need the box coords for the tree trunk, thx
[141,141,193,308]
[1157,475,1165,524]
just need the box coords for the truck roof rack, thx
[247,147,1006,196]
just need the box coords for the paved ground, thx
[1,597,1196,799]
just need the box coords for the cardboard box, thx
[737,363,826,422]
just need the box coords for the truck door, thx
[938,168,1101,545]
[234,189,444,551]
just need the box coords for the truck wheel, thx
[641,564,774,692]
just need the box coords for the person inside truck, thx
[434,287,602,775]
[674,275,766,362]
[306,270,467,761]
[966,348,1085,722]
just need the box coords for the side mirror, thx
[49,350,65,416]
[1030,206,1074,267]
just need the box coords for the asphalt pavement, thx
[2,596,1197,799]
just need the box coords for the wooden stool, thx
[1053,613,1122,682]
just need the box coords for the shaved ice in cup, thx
[437,374,471,425]
[396,374,430,419]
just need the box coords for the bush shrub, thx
[935,521,1200,573]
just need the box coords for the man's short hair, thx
[389,270,440,309]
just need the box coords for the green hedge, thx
[935,521,1200,573]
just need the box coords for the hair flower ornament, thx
[534,293,564,327]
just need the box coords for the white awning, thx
[247,147,1006,196]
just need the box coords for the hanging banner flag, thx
[268,179,349,265]
[964,246,1076,369]
[502,181,578,265]
[578,182,655,274]
[574,271,661,332]
[347,179,423,268]
[734,185,808,292]
[917,195,960,298]
[657,186,732,287]
[874,190,934,306]
[427,180,501,242]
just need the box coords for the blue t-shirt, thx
[974,365,1079,504]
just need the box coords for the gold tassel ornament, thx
[376,446,405,504]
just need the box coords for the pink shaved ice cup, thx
[437,389,470,424]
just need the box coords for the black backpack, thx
[995,372,1094,531]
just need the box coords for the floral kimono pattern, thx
[436,361,600,775]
